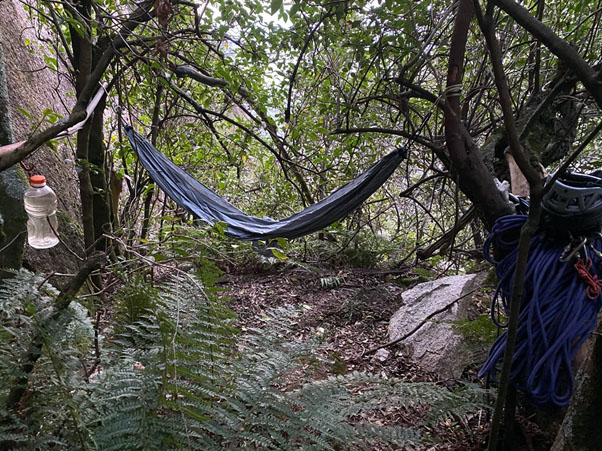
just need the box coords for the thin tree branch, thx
[331,127,442,153]
[398,172,448,198]
[285,13,330,123]
[362,288,477,356]
[543,120,602,195]
[443,0,513,229]
[170,68,317,204]
[494,0,602,111]
[159,81,312,202]
[48,4,75,69]
[475,2,542,187]
[416,206,476,260]
[395,77,441,105]
[519,72,574,141]
[0,111,86,171]
[168,83,277,157]
[173,65,228,87]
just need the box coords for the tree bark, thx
[72,0,95,251]
[444,0,514,229]
[551,318,602,451]
[89,96,110,251]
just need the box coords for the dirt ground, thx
[219,265,558,451]
[220,266,483,450]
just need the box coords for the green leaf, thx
[64,15,86,38]
[42,108,62,124]
[43,54,57,71]
[212,221,227,236]
[270,0,283,15]
[46,139,59,152]
[152,253,168,262]
[17,107,32,119]
[158,77,171,88]
[275,237,288,249]
[269,248,288,260]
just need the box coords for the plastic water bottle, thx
[23,175,59,249]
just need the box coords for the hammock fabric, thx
[124,126,406,240]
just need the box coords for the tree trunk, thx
[89,96,110,251]
[551,317,602,451]
[72,0,96,253]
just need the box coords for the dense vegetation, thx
[2,0,602,448]
[0,264,493,449]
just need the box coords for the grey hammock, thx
[124,126,406,240]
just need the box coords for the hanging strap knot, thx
[443,83,463,98]
[19,160,36,178]
[574,257,602,300]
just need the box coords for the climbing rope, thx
[480,214,602,407]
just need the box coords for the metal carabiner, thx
[589,240,602,259]
[560,237,587,263]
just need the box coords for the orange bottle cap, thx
[29,175,46,185]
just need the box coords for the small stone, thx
[373,348,390,362]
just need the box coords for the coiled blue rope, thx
[479,214,602,407]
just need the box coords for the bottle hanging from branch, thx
[23,175,59,249]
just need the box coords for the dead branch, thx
[362,288,477,357]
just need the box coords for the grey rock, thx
[0,39,27,277]
[388,273,480,378]
[0,0,84,276]
[373,348,390,363]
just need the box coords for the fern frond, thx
[1,268,491,450]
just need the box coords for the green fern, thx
[113,273,158,329]
[0,270,94,449]
[0,269,491,450]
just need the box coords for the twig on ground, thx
[361,288,477,357]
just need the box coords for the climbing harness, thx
[480,172,602,407]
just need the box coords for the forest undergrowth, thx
[221,261,557,451]
[0,229,558,450]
